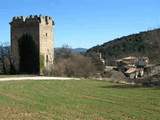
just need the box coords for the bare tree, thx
[0,42,15,74]
[53,54,97,78]
[0,43,9,73]
[54,44,73,60]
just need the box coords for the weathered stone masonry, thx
[10,15,54,74]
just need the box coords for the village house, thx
[115,56,149,79]
[115,56,137,72]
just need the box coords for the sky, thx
[0,0,160,48]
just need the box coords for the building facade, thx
[10,15,54,74]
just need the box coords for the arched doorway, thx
[18,34,39,74]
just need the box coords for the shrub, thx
[53,54,97,78]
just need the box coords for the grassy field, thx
[0,80,159,120]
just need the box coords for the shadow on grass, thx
[100,84,160,89]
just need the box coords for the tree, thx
[0,43,12,74]
[53,54,97,78]
[86,51,105,72]
[54,44,72,61]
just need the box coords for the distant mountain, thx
[86,28,160,65]
[55,48,87,53]
[72,48,87,53]
[54,47,87,60]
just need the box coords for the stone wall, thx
[144,64,160,77]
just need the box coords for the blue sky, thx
[0,0,160,48]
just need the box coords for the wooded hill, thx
[86,28,160,65]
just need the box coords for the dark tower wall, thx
[18,34,39,74]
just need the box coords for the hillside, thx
[86,28,160,65]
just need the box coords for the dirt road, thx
[0,76,80,81]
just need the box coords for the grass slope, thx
[0,80,159,120]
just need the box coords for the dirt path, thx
[0,76,80,81]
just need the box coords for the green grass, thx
[0,80,159,120]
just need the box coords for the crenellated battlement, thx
[11,15,54,25]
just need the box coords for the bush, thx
[53,54,97,78]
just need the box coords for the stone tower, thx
[10,15,54,74]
